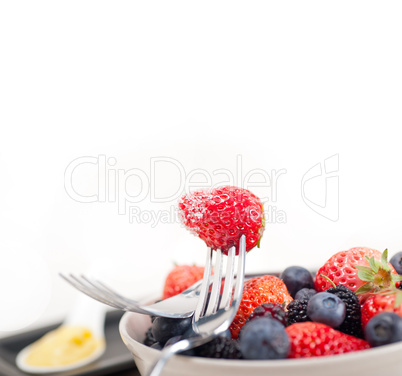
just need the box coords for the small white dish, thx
[119,310,402,376]
[16,295,107,374]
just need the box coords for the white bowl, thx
[119,311,402,376]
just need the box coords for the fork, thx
[59,273,203,319]
[146,234,246,376]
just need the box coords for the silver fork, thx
[146,235,246,376]
[59,273,203,319]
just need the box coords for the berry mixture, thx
[144,250,402,360]
[141,187,402,361]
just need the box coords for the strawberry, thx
[162,264,205,300]
[315,247,401,303]
[286,322,370,358]
[229,275,292,339]
[178,186,264,254]
[361,290,402,328]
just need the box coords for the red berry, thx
[246,302,287,327]
[361,292,402,328]
[315,247,399,303]
[229,275,292,339]
[178,186,264,254]
[286,322,370,358]
[162,265,205,300]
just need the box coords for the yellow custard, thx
[25,325,104,367]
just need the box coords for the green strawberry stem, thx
[319,274,337,289]
[354,249,402,296]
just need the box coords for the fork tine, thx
[205,249,224,316]
[194,248,213,322]
[232,235,246,306]
[145,235,247,376]
[70,275,124,309]
[79,276,132,309]
[220,246,235,309]
[60,274,122,309]
[83,276,149,311]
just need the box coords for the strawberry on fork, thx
[178,186,265,254]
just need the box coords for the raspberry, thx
[246,303,287,326]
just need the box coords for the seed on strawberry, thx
[178,186,265,254]
[162,264,205,300]
[229,275,293,339]
[286,322,370,358]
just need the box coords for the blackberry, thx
[326,284,364,338]
[247,302,287,326]
[144,327,158,347]
[194,336,242,359]
[286,299,310,325]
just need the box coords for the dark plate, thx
[0,310,140,376]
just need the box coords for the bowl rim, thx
[119,310,402,369]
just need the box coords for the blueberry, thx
[239,318,290,360]
[295,288,317,301]
[280,266,314,298]
[152,317,192,345]
[390,251,402,275]
[307,292,346,328]
[365,312,402,347]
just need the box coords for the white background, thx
[1,1,402,337]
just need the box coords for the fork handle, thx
[146,335,211,376]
